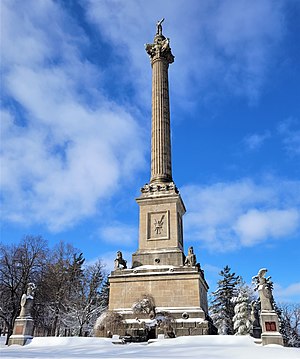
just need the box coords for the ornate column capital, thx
[145,19,174,64]
[145,36,174,64]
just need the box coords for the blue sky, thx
[1,0,300,303]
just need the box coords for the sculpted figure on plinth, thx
[250,300,262,338]
[19,283,36,318]
[8,282,36,345]
[184,246,197,267]
[252,268,283,345]
[114,251,127,270]
[145,19,174,65]
[252,268,273,311]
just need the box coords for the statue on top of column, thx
[145,19,174,64]
[156,18,164,35]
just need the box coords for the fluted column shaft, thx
[151,57,172,183]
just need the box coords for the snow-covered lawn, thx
[1,335,299,359]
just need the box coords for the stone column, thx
[133,20,184,268]
[151,55,172,183]
[145,21,174,184]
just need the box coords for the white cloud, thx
[243,131,271,151]
[278,118,300,156]
[182,179,300,252]
[99,223,138,247]
[0,0,290,233]
[235,208,300,246]
[202,263,222,275]
[274,282,300,302]
[85,0,284,104]
[0,0,146,231]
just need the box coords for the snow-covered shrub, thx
[233,293,251,335]
[93,311,123,337]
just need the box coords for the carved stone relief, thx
[147,211,169,240]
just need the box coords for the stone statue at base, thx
[252,268,283,346]
[19,283,36,318]
[8,283,37,346]
[253,268,273,311]
[114,251,127,270]
[184,246,197,267]
[250,300,262,339]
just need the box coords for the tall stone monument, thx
[8,283,36,346]
[253,268,283,346]
[108,20,214,338]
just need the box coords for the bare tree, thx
[1,238,110,341]
[0,236,47,344]
[64,260,108,336]
[34,241,84,336]
[279,303,300,347]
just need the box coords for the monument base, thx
[260,310,283,346]
[107,265,217,338]
[120,308,216,338]
[96,307,216,338]
[8,317,34,346]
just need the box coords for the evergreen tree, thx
[210,265,241,335]
[237,280,256,304]
[99,278,110,309]
[233,292,251,335]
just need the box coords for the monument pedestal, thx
[8,317,34,346]
[109,265,215,336]
[260,310,283,346]
[133,188,186,268]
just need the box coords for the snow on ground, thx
[0,335,299,359]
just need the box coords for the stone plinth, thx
[133,189,185,267]
[8,317,34,346]
[108,264,213,336]
[109,266,208,312]
[260,310,284,346]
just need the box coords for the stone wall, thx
[109,267,208,313]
